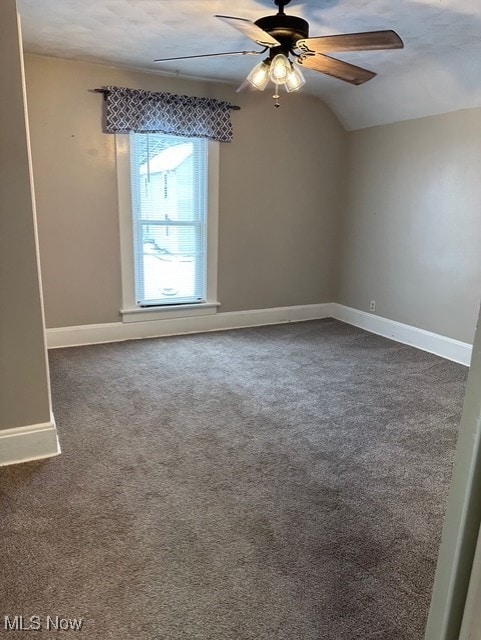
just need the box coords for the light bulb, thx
[269,54,290,85]
[285,62,306,92]
[246,60,270,90]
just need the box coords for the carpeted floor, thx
[0,319,467,639]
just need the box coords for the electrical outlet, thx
[370,300,376,312]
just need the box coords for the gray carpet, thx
[0,319,467,639]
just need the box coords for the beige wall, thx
[24,54,346,328]
[337,109,481,344]
[0,3,51,430]
[24,55,481,344]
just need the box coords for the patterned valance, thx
[101,86,237,142]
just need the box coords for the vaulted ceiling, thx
[17,0,481,130]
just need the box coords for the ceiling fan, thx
[154,0,403,106]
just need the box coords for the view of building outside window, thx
[131,134,207,305]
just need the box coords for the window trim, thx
[115,134,220,323]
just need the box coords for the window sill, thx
[121,302,220,324]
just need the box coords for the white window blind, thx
[129,133,208,306]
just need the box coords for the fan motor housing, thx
[255,14,309,48]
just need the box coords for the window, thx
[116,133,219,322]
[131,133,207,306]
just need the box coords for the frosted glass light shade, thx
[285,62,306,92]
[246,60,270,90]
[269,54,290,85]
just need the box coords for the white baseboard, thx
[332,304,473,367]
[46,303,335,349]
[0,415,61,467]
[45,302,472,366]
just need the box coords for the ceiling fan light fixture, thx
[269,53,290,85]
[285,61,305,92]
[246,59,271,90]
[155,1,404,107]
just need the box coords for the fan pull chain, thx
[273,83,281,108]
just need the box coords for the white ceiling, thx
[17,0,481,130]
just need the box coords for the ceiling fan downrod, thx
[274,0,291,14]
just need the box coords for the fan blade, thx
[297,54,376,85]
[297,30,404,54]
[154,50,264,63]
[215,15,281,48]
